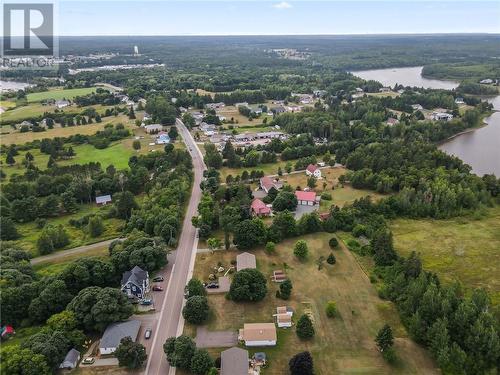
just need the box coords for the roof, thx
[100,320,141,349]
[295,191,317,202]
[260,176,282,192]
[241,323,277,342]
[121,265,148,287]
[61,349,80,366]
[306,164,318,173]
[276,306,292,314]
[95,195,112,204]
[277,314,292,323]
[386,118,399,125]
[251,199,271,215]
[145,124,163,130]
[221,347,249,375]
[236,252,257,271]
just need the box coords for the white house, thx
[156,132,170,144]
[239,323,277,347]
[432,112,454,121]
[95,195,112,205]
[305,164,322,178]
[144,124,163,134]
[55,100,70,109]
[99,320,141,355]
[274,306,293,328]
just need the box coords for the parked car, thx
[82,357,95,365]
[152,285,163,291]
[145,329,152,339]
[206,282,219,289]
[152,276,164,282]
[140,299,153,306]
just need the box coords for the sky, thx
[39,1,500,36]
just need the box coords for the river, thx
[352,66,500,176]
[0,80,34,92]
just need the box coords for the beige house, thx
[239,323,277,347]
[274,306,293,328]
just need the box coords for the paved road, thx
[145,119,206,375]
[30,238,120,265]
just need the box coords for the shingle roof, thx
[241,323,277,342]
[121,266,148,287]
[295,191,317,202]
[236,252,257,271]
[221,347,249,375]
[100,320,141,349]
[306,164,318,173]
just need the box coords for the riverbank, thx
[438,110,497,144]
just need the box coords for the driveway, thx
[294,205,318,219]
[195,327,238,348]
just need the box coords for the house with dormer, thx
[121,266,149,299]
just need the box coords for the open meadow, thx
[26,87,97,103]
[390,205,500,307]
[184,233,437,374]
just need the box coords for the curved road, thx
[145,119,206,375]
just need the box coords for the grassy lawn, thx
[0,100,17,109]
[219,160,291,180]
[390,205,500,306]
[0,326,43,355]
[185,233,437,374]
[33,244,109,277]
[26,87,97,103]
[12,203,123,256]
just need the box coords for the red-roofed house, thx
[295,191,318,206]
[251,199,271,217]
[305,164,321,178]
[259,176,283,194]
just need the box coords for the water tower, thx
[133,45,139,56]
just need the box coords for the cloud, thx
[272,1,292,9]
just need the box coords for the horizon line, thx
[53,32,500,37]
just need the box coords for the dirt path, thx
[30,238,121,265]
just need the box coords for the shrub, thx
[352,224,367,238]
[185,278,206,298]
[329,237,339,248]
[325,301,337,318]
[321,192,332,200]
[293,240,308,260]
[265,241,276,254]
[327,252,336,265]
[289,351,314,375]
[277,279,293,300]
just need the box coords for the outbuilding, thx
[59,348,80,370]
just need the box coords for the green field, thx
[391,205,500,306]
[12,203,124,256]
[26,87,97,103]
[185,233,437,374]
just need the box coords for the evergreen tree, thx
[296,314,315,339]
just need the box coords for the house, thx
[156,132,170,144]
[143,112,152,121]
[274,306,293,328]
[144,124,164,134]
[386,118,399,126]
[295,191,319,206]
[55,99,70,109]
[99,320,141,355]
[255,131,284,140]
[286,105,302,112]
[250,107,262,115]
[432,112,454,121]
[271,106,286,115]
[205,102,225,110]
[260,176,283,194]
[121,266,149,299]
[455,97,465,104]
[239,323,277,347]
[95,194,112,205]
[411,104,423,111]
[234,133,255,142]
[236,252,257,272]
[235,102,249,108]
[305,164,322,178]
[251,198,271,217]
[221,347,249,375]
[313,89,327,97]
[191,111,204,125]
[355,87,364,93]
[179,106,187,113]
[480,78,493,84]
[379,87,391,92]
[18,120,33,130]
[59,348,80,370]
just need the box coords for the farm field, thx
[390,205,500,306]
[11,203,124,256]
[26,87,97,103]
[185,233,437,374]
[1,103,115,124]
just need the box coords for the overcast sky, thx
[55,1,500,36]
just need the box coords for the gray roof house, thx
[95,194,112,205]
[99,320,141,355]
[121,266,149,299]
[59,348,80,369]
[221,347,249,375]
[236,252,257,272]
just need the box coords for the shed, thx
[59,348,80,369]
[95,195,112,205]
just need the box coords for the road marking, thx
[144,263,175,375]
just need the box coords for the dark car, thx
[145,329,152,339]
[152,285,163,291]
[206,282,219,289]
[152,276,164,282]
[140,299,153,305]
